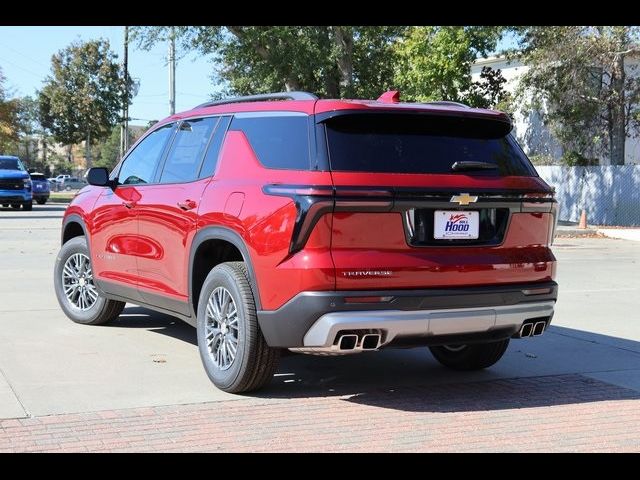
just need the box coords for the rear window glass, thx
[325,114,536,176]
[230,115,310,170]
[30,174,46,180]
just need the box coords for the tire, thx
[2,204,7,208]
[65,186,71,191]
[23,201,32,211]
[36,199,46,205]
[10,204,20,210]
[429,339,510,371]
[197,261,279,393]
[54,236,125,325]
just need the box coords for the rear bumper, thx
[257,281,558,348]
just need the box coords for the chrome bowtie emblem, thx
[450,193,478,206]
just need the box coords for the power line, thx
[0,55,44,79]
[0,41,50,70]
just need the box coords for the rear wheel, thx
[197,262,279,393]
[54,236,125,325]
[36,199,46,205]
[429,339,510,370]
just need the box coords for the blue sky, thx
[0,26,218,126]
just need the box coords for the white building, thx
[471,56,640,165]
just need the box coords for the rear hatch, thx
[318,109,557,290]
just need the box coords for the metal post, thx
[121,26,129,158]
[169,28,175,115]
[86,129,91,170]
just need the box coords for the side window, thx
[198,116,231,179]
[118,124,175,185]
[159,117,218,184]
[230,114,310,170]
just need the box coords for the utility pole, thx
[120,25,129,159]
[169,28,176,115]
[86,130,91,169]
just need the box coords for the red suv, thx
[54,91,558,393]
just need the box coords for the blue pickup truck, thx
[0,155,32,211]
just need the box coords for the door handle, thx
[177,199,197,211]
[122,200,136,209]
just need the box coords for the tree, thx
[0,67,21,152]
[392,26,507,106]
[13,96,45,170]
[515,26,640,165]
[38,39,134,168]
[94,125,143,170]
[132,26,404,98]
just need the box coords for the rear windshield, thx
[30,173,46,180]
[325,114,536,176]
[0,158,24,170]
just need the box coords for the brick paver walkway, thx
[1,374,639,452]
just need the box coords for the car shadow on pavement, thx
[259,325,640,412]
[111,307,198,346]
[109,308,640,412]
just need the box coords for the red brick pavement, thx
[1,374,639,452]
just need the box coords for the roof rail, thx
[426,100,470,108]
[194,91,318,109]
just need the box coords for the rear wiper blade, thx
[451,161,498,171]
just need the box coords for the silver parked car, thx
[59,177,88,191]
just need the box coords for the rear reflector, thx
[522,288,552,295]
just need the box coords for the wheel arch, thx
[61,214,88,246]
[189,227,261,317]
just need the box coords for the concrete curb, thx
[597,228,640,242]
[555,226,599,237]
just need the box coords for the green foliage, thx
[528,154,558,166]
[561,150,599,167]
[392,26,505,105]
[13,96,45,168]
[93,126,144,171]
[38,39,134,150]
[515,26,640,165]
[132,26,404,98]
[465,66,512,110]
[93,126,121,170]
[0,67,21,152]
[50,152,73,176]
[131,26,512,109]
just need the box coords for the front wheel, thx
[54,236,125,325]
[23,201,32,211]
[429,339,510,371]
[197,262,279,393]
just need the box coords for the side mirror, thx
[87,168,113,188]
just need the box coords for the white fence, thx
[536,166,640,227]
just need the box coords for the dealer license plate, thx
[434,210,479,239]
